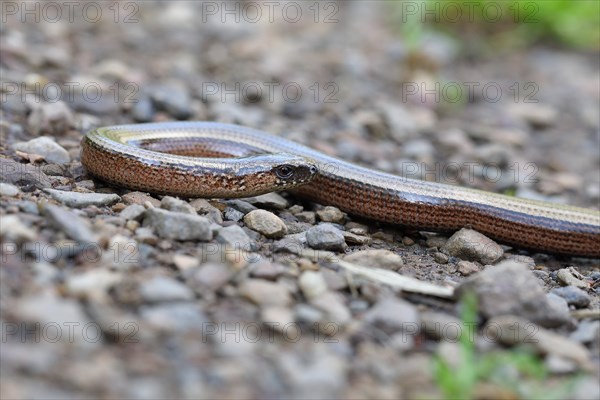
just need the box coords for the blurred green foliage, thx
[394,0,599,51]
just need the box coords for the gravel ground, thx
[1,2,599,399]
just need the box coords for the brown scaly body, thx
[81,122,600,257]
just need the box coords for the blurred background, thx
[1,1,599,399]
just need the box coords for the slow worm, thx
[81,122,600,257]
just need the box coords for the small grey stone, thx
[570,320,600,344]
[238,279,292,306]
[187,262,233,291]
[148,84,192,119]
[295,211,316,224]
[44,188,120,208]
[43,204,97,243]
[0,158,51,189]
[486,316,592,369]
[550,286,591,308]
[12,136,70,164]
[420,311,463,340]
[433,252,449,264]
[457,260,570,328]
[226,199,257,214]
[294,304,324,324]
[261,307,295,331]
[188,198,223,223]
[363,296,420,334]
[215,224,255,251]
[160,196,196,214]
[556,268,588,289]
[13,291,94,346]
[224,207,245,222]
[442,228,503,264]
[298,271,328,300]
[545,293,570,317]
[342,231,372,246]
[456,260,480,275]
[306,223,346,252]
[243,209,287,239]
[143,208,212,241]
[0,183,19,197]
[344,249,403,270]
[119,204,146,221]
[139,276,194,303]
[140,303,208,332]
[309,291,352,325]
[65,269,122,296]
[316,206,346,223]
[546,354,578,374]
[0,215,36,243]
[17,200,39,215]
[131,94,155,122]
[243,192,288,210]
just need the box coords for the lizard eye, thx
[275,164,294,179]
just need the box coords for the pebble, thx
[0,215,37,243]
[295,211,316,224]
[131,94,155,122]
[215,224,255,251]
[442,228,503,265]
[0,183,20,197]
[11,137,70,164]
[250,261,288,280]
[188,199,223,223]
[139,276,195,303]
[243,193,289,210]
[486,316,592,369]
[306,224,347,252]
[298,271,328,300]
[43,204,97,243]
[341,231,372,246]
[44,188,120,208]
[261,307,295,331]
[225,199,257,214]
[148,84,192,119]
[224,207,245,222]
[104,235,139,270]
[344,249,403,270]
[121,192,161,207]
[420,311,463,341]
[119,204,146,221]
[243,209,287,239]
[12,291,95,346]
[316,206,346,223]
[570,320,600,344]
[187,262,233,292]
[143,208,212,241]
[550,286,591,308]
[321,268,348,291]
[362,296,420,334]
[294,303,325,324]
[172,254,199,271]
[65,269,122,297]
[545,293,570,318]
[310,291,352,326]
[456,260,480,275]
[160,196,196,214]
[433,252,449,264]
[508,103,557,128]
[140,303,209,332]
[0,158,52,189]
[237,279,292,307]
[556,268,589,289]
[457,260,570,328]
